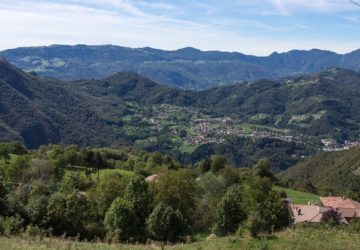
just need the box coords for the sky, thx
[0,0,360,55]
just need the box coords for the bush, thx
[0,215,24,236]
[246,211,265,237]
[26,224,43,237]
[146,204,185,242]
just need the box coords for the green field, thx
[274,186,320,204]
[1,226,359,250]
[64,167,134,181]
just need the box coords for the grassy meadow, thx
[274,186,320,204]
[1,226,359,250]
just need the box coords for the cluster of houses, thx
[290,196,360,224]
[321,138,360,152]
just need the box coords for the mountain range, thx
[1,56,360,169]
[1,45,360,89]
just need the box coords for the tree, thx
[104,197,137,241]
[124,175,152,239]
[195,172,227,231]
[88,173,129,217]
[244,176,291,235]
[213,185,246,236]
[64,193,94,237]
[246,211,265,237]
[146,204,185,242]
[47,192,95,238]
[252,158,274,180]
[26,195,48,227]
[210,155,227,173]
[154,169,200,221]
[197,158,211,173]
[59,172,92,194]
[0,178,8,216]
[47,192,68,235]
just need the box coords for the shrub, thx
[246,211,265,237]
[146,204,185,242]
[0,215,24,236]
[26,224,43,237]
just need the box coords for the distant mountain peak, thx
[1,44,360,89]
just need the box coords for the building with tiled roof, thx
[290,204,348,224]
[320,196,360,220]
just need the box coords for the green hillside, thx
[279,147,360,200]
[2,58,360,169]
[273,186,320,204]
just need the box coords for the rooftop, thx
[320,197,360,209]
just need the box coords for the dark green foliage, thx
[124,175,152,239]
[60,172,93,194]
[88,173,129,217]
[104,198,137,241]
[213,185,246,236]
[0,144,345,242]
[253,158,274,180]
[244,176,291,235]
[0,215,24,235]
[210,155,227,173]
[197,158,211,173]
[195,172,227,231]
[154,169,200,221]
[146,204,185,242]
[246,211,265,238]
[280,147,360,200]
[0,179,8,216]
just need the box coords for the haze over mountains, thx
[1,45,360,89]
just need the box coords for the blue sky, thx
[0,0,360,55]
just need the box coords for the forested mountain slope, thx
[1,58,360,169]
[0,59,124,148]
[279,147,360,200]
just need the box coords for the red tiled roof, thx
[320,197,360,209]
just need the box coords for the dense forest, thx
[279,147,360,200]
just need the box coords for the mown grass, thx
[1,226,359,250]
[274,186,320,204]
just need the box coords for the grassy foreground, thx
[1,226,359,250]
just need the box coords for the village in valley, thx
[124,103,303,152]
[122,103,360,154]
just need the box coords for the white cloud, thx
[0,0,358,55]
